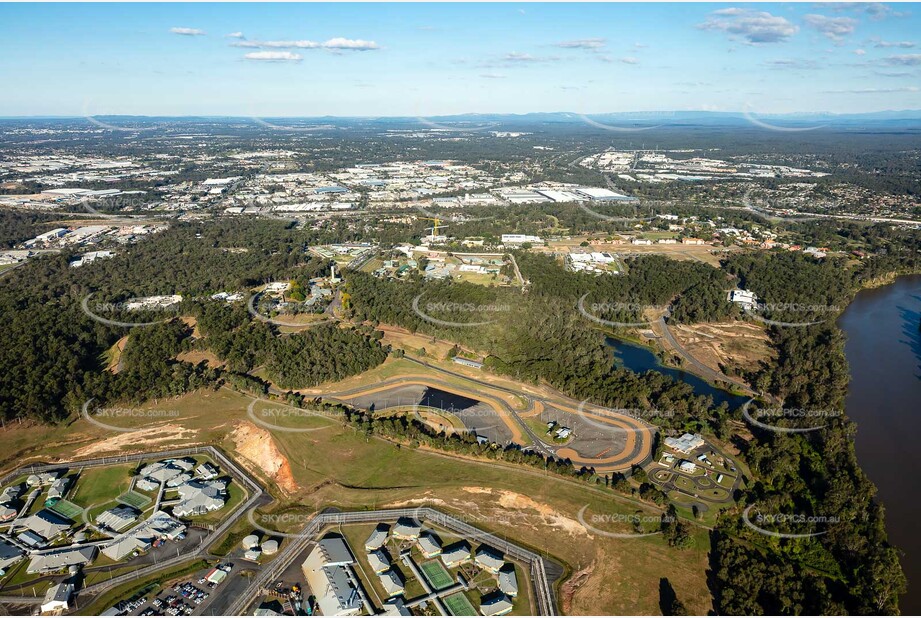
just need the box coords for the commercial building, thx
[572,187,637,202]
[728,289,758,310]
[500,234,542,246]
[301,537,362,616]
[664,433,705,454]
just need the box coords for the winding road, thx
[302,355,655,473]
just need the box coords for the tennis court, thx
[118,490,151,509]
[421,559,453,589]
[48,499,83,520]
[443,592,477,616]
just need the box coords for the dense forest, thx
[0,219,389,418]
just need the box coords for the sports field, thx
[443,592,477,616]
[420,559,453,589]
[48,498,83,520]
[118,490,151,509]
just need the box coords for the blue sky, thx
[1,2,919,116]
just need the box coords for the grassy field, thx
[70,463,135,508]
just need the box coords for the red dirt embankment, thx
[230,421,298,495]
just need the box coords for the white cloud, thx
[855,48,867,55]
[480,73,506,79]
[226,32,245,39]
[501,52,559,64]
[882,53,921,65]
[243,51,303,62]
[231,37,379,51]
[322,37,380,51]
[829,3,907,20]
[170,27,206,36]
[619,56,640,65]
[873,39,917,48]
[555,38,606,50]
[764,58,820,69]
[697,8,798,44]
[803,14,858,42]
[824,86,920,93]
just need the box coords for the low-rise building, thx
[392,517,421,540]
[480,591,514,616]
[367,549,390,574]
[475,545,505,574]
[498,564,518,597]
[41,580,74,613]
[172,479,226,517]
[0,538,25,572]
[96,506,140,532]
[379,568,405,596]
[664,433,705,454]
[417,532,442,558]
[27,546,97,574]
[728,289,758,310]
[440,541,472,568]
[20,509,71,543]
[365,524,389,551]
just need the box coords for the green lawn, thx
[69,464,135,509]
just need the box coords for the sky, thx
[1,2,920,117]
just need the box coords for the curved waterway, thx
[838,274,921,613]
[606,337,750,409]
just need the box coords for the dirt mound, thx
[230,421,298,495]
[560,561,596,614]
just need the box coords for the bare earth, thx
[230,421,299,495]
[671,321,774,376]
[75,423,199,457]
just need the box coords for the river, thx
[839,274,921,614]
